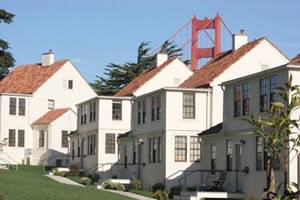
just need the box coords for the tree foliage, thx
[0,9,15,80]
[91,41,189,95]
[247,75,300,199]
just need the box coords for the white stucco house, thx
[197,54,300,199]
[0,51,96,166]
[116,34,289,189]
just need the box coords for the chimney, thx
[156,53,168,67]
[232,30,248,51]
[42,49,55,66]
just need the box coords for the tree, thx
[247,76,300,199]
[91,41,188,95]
[0,9,15,80]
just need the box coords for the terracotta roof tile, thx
[0,60,68,94]
[180,37,265,88]
[32,108,69,125]
[115,59,175,96]
[289,54,300,65]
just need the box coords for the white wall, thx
[134,59,193,96]
[210,39,289,126]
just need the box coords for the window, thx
[142,99,146,123]
[8,129,16,147]
[175,136,187,161]
[234,86,241,117]
[256,137,264,171]
[183,93,195,119]
[226,140,233,171]
[18,130,25,147]
[149,136,162,163]
[270,75,278,104]
[71,142,75,160]
[82,104,87,124]
[48,99,55,109]
[61,131,68,148]
[105,133,115,154]
[190,136,201,162]
[138,100,146,124]
[151,95,161,121]
[112,100,122,120]
[87,134,96,155]
[9,97,16,115]
[138,101,142,124]
[133,141,137,164]
[89,102,96,122]
[39,130,45,148]
[68,80,73,89]
[260,78,268,112]
[77,139,80,157]
[242,83,250,116]
[19,98,26,116]
[211,144,217,174]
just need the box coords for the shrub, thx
[152,190,169,200]
[114,182,125,191]
[102,180,125,191]
[80,177,92,185]
[152,182,165,192]
[169,185,182,199]
[68,162,80,176]
[131,178,142,190]
[53,169,69,177]
[186,186,197,191]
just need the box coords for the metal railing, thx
[161,168,249,191]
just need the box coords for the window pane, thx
[270,75,278,104]
[9,129,16,147]
[190,136,201,162]
[39,130,45,147]
[61,131,68,148]
[260,79,268,112]
[183,93,195,119]
[112,100,122,120]
[242,83,250,116]
[48,99,55,109]
[9,98,16,115]
[175,136,187,161]
[68,80,73,89]
[234,86,241,117]
[19,98,26,116]
[105,133,115,154]
[18,130,25,147]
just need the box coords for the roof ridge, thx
[115,58,176,96]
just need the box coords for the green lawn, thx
[0,165,133,200]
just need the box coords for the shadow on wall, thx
[39,149,69,167]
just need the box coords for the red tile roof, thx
[180,37,265,88]
[32,108,69,125]
[0,60,68,94]
[115,59,175,96]
[289,54,300,65]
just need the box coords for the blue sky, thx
[1,0,300,82]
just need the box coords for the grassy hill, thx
[0,165,133,200]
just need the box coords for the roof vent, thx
[156,53,168,67]
[42,49,55,66]
[232,30,248,51]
